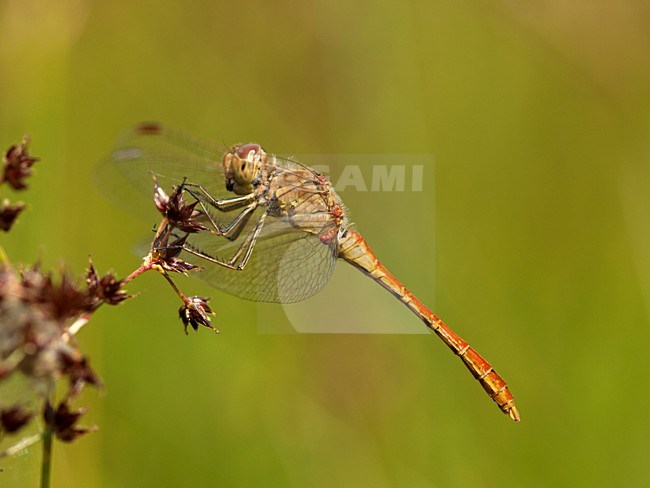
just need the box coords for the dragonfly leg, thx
[220,204,256,241]
[182,212,267,271]
[183,183,255,211]
[193,198,258,241]
[181,183,258,240]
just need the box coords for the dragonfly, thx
[97,122,520,421]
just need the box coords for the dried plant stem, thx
[0,433,42,459]
[63,311,94,340]
[120,217,172,286]
[160,271,187,301]
[121,261,155,286]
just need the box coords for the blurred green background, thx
[1,0,649,486]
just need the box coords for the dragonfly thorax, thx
[222,143,267,195]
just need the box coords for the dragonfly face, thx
[222,143,267,195]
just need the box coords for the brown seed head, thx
[0,199,26,232]
[178,296,216,334]
[0,406,34,434]
[152,177,208,233]
[43,400,97,442]
[1,137,39,190]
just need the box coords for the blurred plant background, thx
[1,0,649,486]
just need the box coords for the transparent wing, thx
[95,122,229,219]
[180,215,339,303]
[95,122,326,219]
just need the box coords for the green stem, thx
[41,387,56,488]
[40,427,53,488]
[161,271,187,301]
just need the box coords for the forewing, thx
[95,123,228,219]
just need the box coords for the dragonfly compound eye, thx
[235,143,262,161]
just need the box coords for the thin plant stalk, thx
[40,426,53,488]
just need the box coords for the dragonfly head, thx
[223,143,266,195]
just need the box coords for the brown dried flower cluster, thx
[0,137,37,232]
[1,136,39,190]
[179,295,215,334]
[43,401,97,443]
[0,137,133,450]
[0,200,25,232]
[145,179,217,333]
[0,405,33,434]
[0,259,132,443]
[153,177,208,234]
[0,134,218,470]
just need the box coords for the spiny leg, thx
[181,183,258,240]
[183,182,256,211]
[192,197,258,241]
[183,212,268,271]
[221,204,256,241]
